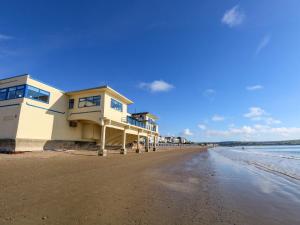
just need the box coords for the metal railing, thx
[122,116,157,132]
[125,116,146,129]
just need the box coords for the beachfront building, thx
[161,136,189,144]
[0,74,159,156]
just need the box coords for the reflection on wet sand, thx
[149,148,300,225]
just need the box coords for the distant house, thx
[158,136,167,143]
[178,137,187,144]
[0,74,159,155]
[160,136,189,144]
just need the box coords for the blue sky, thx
[1,0,300,142]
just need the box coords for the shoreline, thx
[1,147,299,225]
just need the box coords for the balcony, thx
[122,116,158,132]
[123,116,146,129]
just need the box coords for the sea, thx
[213,145,300,181]
[206,145,300,224]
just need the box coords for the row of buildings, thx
[158,136,192,144]
[0,74,159,156]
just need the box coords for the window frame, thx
[0,84,50,104]
[69,99,75,109]
[111,98,123,112]
[0,85,26,101]
[78,95,101,108]
[0,88,8,101]
[26,85,50,104]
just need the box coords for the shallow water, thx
[206,146,300,225]
[215,145,300,180]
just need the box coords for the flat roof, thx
[132,112,158,120]
[0,74,65,93]
[0,74,133,104]
[0,73,29,82]
[66,85,133,105]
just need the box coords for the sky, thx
[1,0,300,142]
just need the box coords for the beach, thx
[0,147,300,225]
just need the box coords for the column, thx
[98,125,107,156]
[120,129,127,155]
[153,135,157,151]
[136,132,141,153]
[145,136,150,152]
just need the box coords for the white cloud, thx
[244,107,267,120]
[139,80,174,93]
[265,117,281,125]
[246,85,264,91]
[0,34,13,41]
[182,128,193,136]
[212,115,225,122]
[256,35,271,54]
[244,107,281,125]
[198,124,207,130]
[222,5,245,27]
[205,124,300,140]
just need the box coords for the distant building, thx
[178,137,187,144]
[158,136,167,143]
[160,136,190,144]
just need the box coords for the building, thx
[178,137,187,144]
[131,112,158,133]
[160,136,189,144]
[158,136,167,143]
[0,74,159,156]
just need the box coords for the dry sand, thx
[1,147,294,225]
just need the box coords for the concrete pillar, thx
[153,135,157,151]
[120,129,127,155]
[136,132,141,153]
[145,136,150,152]
[98,125,107,156]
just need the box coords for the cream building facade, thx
[0,74,159,156]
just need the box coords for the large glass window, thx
[78,96,100,108]
[0,88,7,101]
[26,85,50,103]
[7,85,25,99]
[111,98,123,112]
[0,84,49,102]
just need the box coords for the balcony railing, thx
[122,116,157,132]
[125,116,146,129]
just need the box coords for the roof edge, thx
[0,73,29,82]
[66,85,133,104]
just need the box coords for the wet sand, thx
[0,148,299,225]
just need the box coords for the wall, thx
[16,77,83,141]
[0,75,28,139]
[67,91,104,125]
[103,92,128,123]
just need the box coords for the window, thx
[111,98,123,112]
[0,88,7,101]
[69,99,74,109]
[26,85,50,103]
[0,84,49,102]
[7,85,25,99]
[78,96,100,108]
[16,86,25,98]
